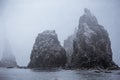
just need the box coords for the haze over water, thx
[0,68,120,80]
[0,0,120,67]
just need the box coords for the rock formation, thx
[71,8,118,69]
[64,27,78,67]
[64,35,74,64]
[28,30,67,68]
[64,34,75,67]
[0,40,17,67]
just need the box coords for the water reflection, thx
[0,68,120,80]
[31,68,61,72]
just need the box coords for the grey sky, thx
[0,0,120,66]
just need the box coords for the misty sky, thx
[0,0,120,66]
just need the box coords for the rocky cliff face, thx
[0,40,17,67]
[71,8,118,69]
[28,30,67,68]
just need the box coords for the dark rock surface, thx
[28,30,67,68]
[0,40,17,67]
[71,8,118,69]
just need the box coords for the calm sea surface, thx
[0,68,120,80]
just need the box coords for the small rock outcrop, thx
[71,8,118,69]
[28,30,67,68]
[0,40,17,67]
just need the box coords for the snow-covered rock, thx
[71,8,118,69]
[28,30,67,68]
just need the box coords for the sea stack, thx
[64,34,75,67]
[28,30,67,68]
[0,40,17,67]
[71,8,118,69]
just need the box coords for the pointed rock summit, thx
[79,8,98,26]
[71,8,118,69]
[28,30,67,68]
[0,40,17,67]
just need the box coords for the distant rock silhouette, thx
[28,30,67,68]
[71,8,118,69]
[0,39,17,67]
[64,34,75,67]
[64,27,78,68]
[64,35,73,65]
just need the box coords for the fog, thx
[0,0,120,66]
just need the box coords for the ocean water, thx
[0,68,120,80]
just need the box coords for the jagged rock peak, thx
[28,30,67,68]
[71,9,118,70]
[84,8,91,16]
[39,30,57,37]
[79,8,98,25]
[36,30,60,47]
